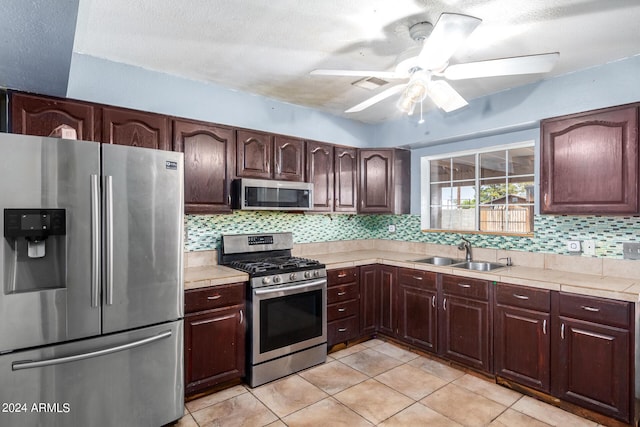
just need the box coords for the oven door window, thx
[260,288,323,353]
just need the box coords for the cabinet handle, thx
[413,276,423,281]
[207,295,222,300]
[561,323,565,340]
[544,193,548,207]
[543,319,547,335]
[431,295,436,308]
[513,294,529,300]
[227,194,231,206]
[338,307,346,312]
[458,283,471,288]
[337,291,347,296]
[443,298,447,311]
[581,305,600,313]
[338,328,347,332]
[337,273,347,278]
[239,309,244,325]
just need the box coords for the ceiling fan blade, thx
[427,80,468,112]
[444,52,560,80]
[345,84,407,113]
[310,69,408,79]
[418,13,482,70]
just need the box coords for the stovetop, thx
[229,256,323,276]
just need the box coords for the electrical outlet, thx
[623,242,640,260]
[583,240,596,256]
[566,240,581,253]
[388,224,396,233]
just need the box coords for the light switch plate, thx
[388,224,396,233]
[583,240,596,256]
[566,240,581,253]
[623,242,640,260]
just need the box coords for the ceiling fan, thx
[311,13,559,115]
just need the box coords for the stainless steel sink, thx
[451,261,506,271]
[413,256,466,266]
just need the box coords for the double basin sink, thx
[413,256,506,271]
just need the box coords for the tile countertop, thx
[183,250,640,303]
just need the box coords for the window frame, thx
[420,140,535,235]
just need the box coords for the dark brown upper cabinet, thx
[306,140,334,211]
[10,92,100,141]
[359,148,410,214]
[102,107,170,150]
[334,146,358,213]
[541,104,639,214]
[273,135,304,181]
[173,119,236,214]
[236,130,304,181]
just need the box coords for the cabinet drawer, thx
[328,267,359,285]
[559,292,631,328]
[328,316,359,345]
[442,275,488,300]
[185,283,245,314]
[327,299,359,322]
[327,282,359,303]
[496,283,550,311]
[398,268,436,289]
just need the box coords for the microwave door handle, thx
[254,279,326,295]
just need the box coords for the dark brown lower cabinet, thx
[440,275,492,373]
[494,283,551,392]
[327,267,360,348]
[359,265,379,337]
[552,292,632,423]
[397,268,437,353]
[184,283,245,396]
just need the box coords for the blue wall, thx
[67,53,373,148]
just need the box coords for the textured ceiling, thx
[73,0,640,123]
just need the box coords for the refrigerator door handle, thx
[11,330,173,371]
[91,174,100,307]
[105,175,114,305]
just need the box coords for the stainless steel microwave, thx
[231,178,313,211]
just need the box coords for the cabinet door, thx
[102,107,170,150]
[274,136,304,181]
[378,265,398,336]
[334,146,358,212]
[398,283,437,353]
[494,305,550,392]
[306,141,334,211]
[441,294,491,373]
[553,317,630,422]
[173,119,235,213]
[236,130,273,179]
[184,304,245,395]
[10,92,99,141]
[359,265,379,336]
[359,149,394,213]
[541,105,639,214]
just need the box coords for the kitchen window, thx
[421,142,535,234]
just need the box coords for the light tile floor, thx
[175,339,608,427]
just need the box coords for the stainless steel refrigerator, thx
[0,133,184,426]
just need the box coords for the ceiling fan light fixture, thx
[397,79,427,115]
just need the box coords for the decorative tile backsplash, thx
[185,212,640,259]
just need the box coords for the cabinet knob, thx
[338,307,346,312]
[337,328,347,332]
[337,291,347,296]
[337,273,347,278]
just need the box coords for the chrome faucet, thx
[458,237,472,262]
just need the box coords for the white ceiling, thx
[73,0,640,124]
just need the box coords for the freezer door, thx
[0,134,101,352]
[0,320,183,427]
[101,144,184,333]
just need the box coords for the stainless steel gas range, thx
[220,232,327,387]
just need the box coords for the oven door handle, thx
[254,279,326,295]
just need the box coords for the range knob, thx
[313,270,320,277]
[273,275,282,283]
[289,273,297,281]
[262,277,271,285]
[304,271,311,279]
